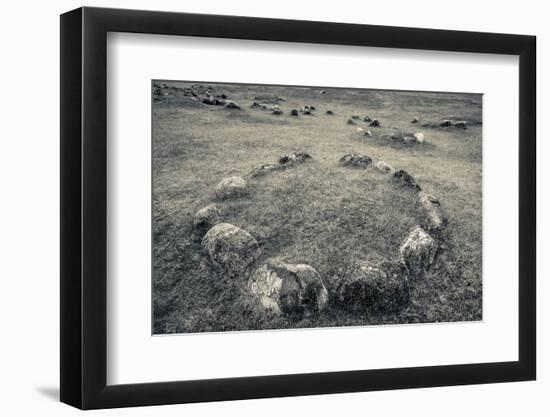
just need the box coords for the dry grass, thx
[152,82,482,334]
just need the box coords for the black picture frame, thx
[60,6,536,410]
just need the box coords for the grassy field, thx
[152,81,482,334]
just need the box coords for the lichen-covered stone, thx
[417,191,448,233]
[278,151,312,166]
[400,226,438,278]
[336,259,410,312]
[215,176,249,200]
[201,223,260,277]
[374,160,394,173]
[339,154,372,168]
[248,259,329,316]
[392,169,421,191]
[193,203,222,232]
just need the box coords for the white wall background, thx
[0,0,546,415]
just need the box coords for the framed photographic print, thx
[60,6,536,410]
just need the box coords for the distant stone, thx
[224,100,241,109]
[247,163,280,178]
[454,120,468,129]
[272,109,283,115]
[440,119,453,127]
[339,154,372,168]
[193,203,222,232]
[215,176,249,200]
[411,116,420,123]
[413,132,425,143]
[364,130,373,137]
[319,90,327,94]
[399,226,438,279]
[202,96,225,105]
[357,127,364,133]
[392,169,421,191]
[336,259,411,312]
[374,160,394,173]
[351,114,360,120]
[202,223,261,277]
[403,136,416,144]
[369,119,380,127]
[290,109,299,116]
[248,259,329,316]
[364,116,372,122]
[347,118,356,125]
[326,110,334,115]
[279,151,312,166]
[301,106,312,115]
[416,191,448,233]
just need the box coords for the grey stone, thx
[193,203,222,232]
[278,151,312,166]
[215,176,249,200]
[202,223,261,277]
[248,259,329,316]
[400,226,438,278]
[392,169,421,191]
[336,259,410,312]
[417,191,448,233]
[374,160,394,173]
[247,163,280,178]
[339,154,372,168]
[224,100,241,109]
[369,119,380,127]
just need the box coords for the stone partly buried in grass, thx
[416,191,449,234]
[215,176,249,200]
[193,203,222,233]
[374,160,394,174]
[278,151,312,166]
[202,223,261,277]
[392,169,421,191]
[336,259,411,312]
[248,259,329,316]
[339,154,372,168]
[246,163,280,178]
[399,226,438,279]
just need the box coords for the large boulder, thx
[416,192,448,233]
[399,226,438,279]
[215,176,249,200]
[392,169,421,191]
[339,154,372,168]
[201,223,261,277]
[193,203,222,232]
[248,259,329,317]
[336,259,410,312]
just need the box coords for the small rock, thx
[364,130,373,137]
[272,109,283,115]
[248,259,329,316]
[193,203,222,232]
[202,223,261,277]
[411,116,420,123]
[336,259,411,312]
[290,109,299,116]
[224,100,241,109]
[364,116,372,122]
[440,119,453,127]
[413,132,425,143]
[347,118,356,125]
[351,114,360,120]
[339,154,372,168]
[454,120,468,129]
[403,136,416,144]
[417,191,448,233]
[374,160,394,173]
[247,163,280,178]
[399,226,438,278]
[392,170,421,191]
[356,127,364,133]
[202,96,225,105]
[369,119,380,127]
[279,151,312,166]
[319,90,326,94]
[215,176,249,200]
[326,110,334,115]
[301,106,312,115]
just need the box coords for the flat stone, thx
[374,160,394,173]
[339,154,372,168]
[278,151,312,166]
[336,259,410,312]
[247,163,280,178]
